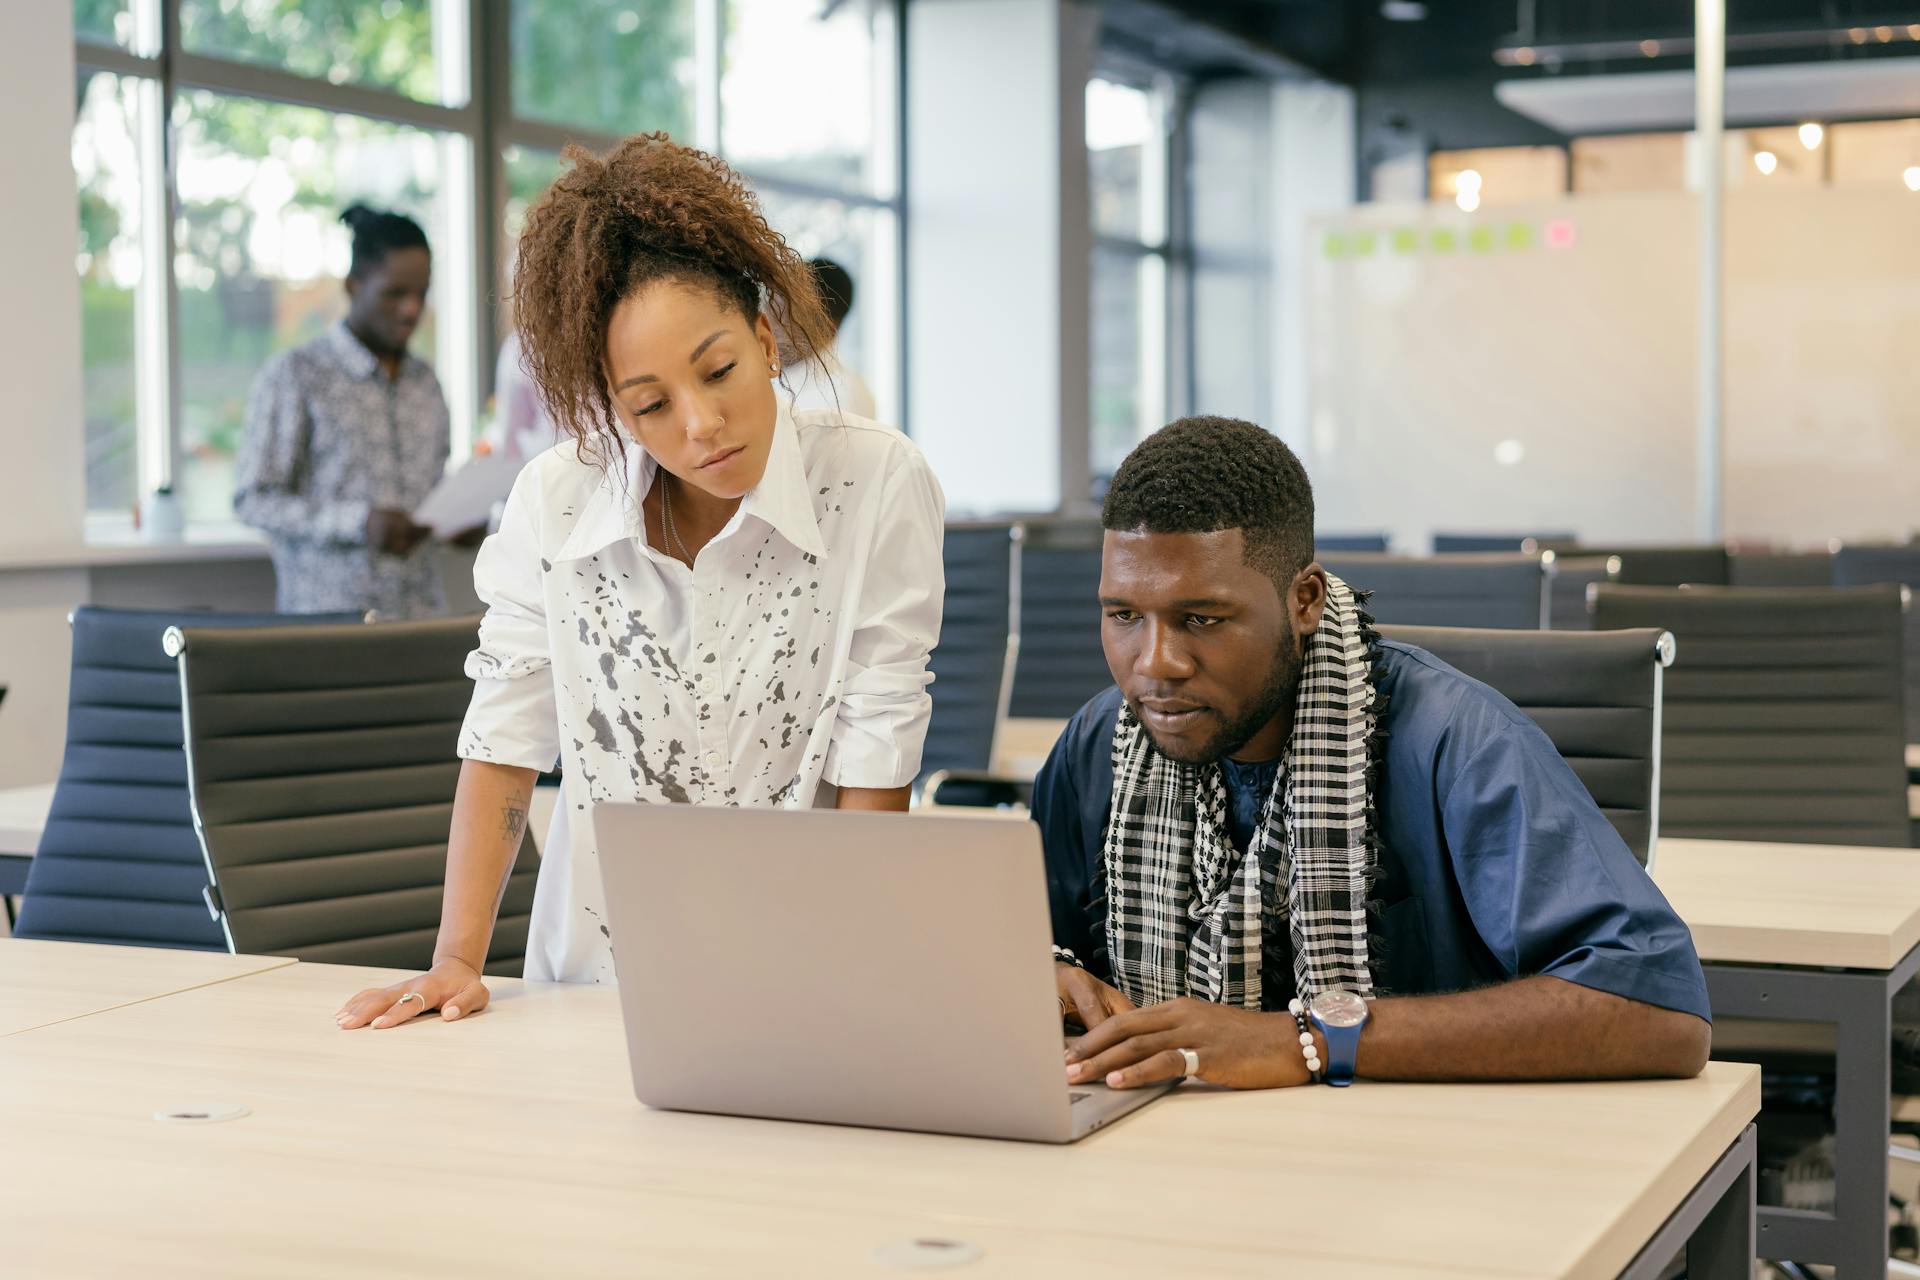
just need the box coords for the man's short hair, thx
[809,258,855,331]
[1100,415,1316,585]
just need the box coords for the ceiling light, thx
[1513,46,1537,66]
[1905,166,1920,192]
[1798,122,1824,150]
[1456,190,1481,213]
[1876,26,1894,42]
[1849,27,1869,44]
[1753,150,1778,176]
[1380,1,1427,19]
[1455,168,1483,193]
[1640,39,1661,57]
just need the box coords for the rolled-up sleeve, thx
[822,446,946,790]
[457,468,561,772]
[1442,725,1712,1022]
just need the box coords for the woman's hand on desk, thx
[335,957,490,1030]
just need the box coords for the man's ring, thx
[1175,1047,1199,1078]
[397,991,426,1009]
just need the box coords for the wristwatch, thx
[1307,989,1370,1087]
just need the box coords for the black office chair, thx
[918,523,1021,792]
[169,616,539,973]
[1572,545,1730,587]
[1319,552,1551,630]
[1007,519,1109,719]
[1378,625,1673,867]
[1545,555,1619,631]
[1833,544,1920,746]
[1592,584,1909,847]
[1432,532,1574,554]
[12,607,360,949]
[1730,550,1834,588]
[1317,532,1390,553]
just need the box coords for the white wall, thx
[1272,79,1356,456]
[0,7,90,787]
[906,0,1096,515]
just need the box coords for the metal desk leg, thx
[1706,963,1903,1277]
[1621,1125,1756,1279]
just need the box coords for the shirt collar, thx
[327,320,421,382]
[553,403,826,565]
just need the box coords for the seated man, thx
[1043,416,1710,1091]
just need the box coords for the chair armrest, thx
[919,770,1033,812]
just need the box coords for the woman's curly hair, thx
[512,133,834,471]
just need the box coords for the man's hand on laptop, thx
[334,957,491,1030]
[1056,963,1134,1032]
[1064,998,1313,1091]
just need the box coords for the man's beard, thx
[1142,639,1305,765]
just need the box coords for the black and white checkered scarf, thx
[1101,575,1382,1010]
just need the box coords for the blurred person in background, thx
[481,328,564,470]
[787,256,876,419]
[235,204,478,618]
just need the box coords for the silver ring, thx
[1175,1047,1199,1078]
[397,991,426,1009]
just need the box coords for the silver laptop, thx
[591,804,1174,1143]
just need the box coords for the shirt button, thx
[695,671,712,692]
[704,750,722,772]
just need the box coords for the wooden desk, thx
[1656,836,1920,970]
[0,938,295,1037]
[1656,836,1920,1275]
[0,957,1756,1278]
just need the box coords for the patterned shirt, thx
[235,322,450,619]
[456,405,945,983]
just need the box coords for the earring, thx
[769,361,782,377]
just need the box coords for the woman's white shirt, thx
[458,405,945,982]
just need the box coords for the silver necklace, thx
[660,472,693,563]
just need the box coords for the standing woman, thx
[337,134,945,1021]
[236,205,463,619]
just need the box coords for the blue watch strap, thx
[1310,1009,1366,1087]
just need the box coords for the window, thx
[171,92,457,522]
[1187,80,1272,431]
[1087,74,1170,487]
[72,1,903,527]
[509,0,696,139]
[179,0,452,104]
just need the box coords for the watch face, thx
[1311,989,1368,1029]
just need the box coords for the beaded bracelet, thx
[1051,945,1086,970]
[1286,998,1325,1083]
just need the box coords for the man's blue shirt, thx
[1031,641,1711,1021]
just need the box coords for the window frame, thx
[73,0,905,532]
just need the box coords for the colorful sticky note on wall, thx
[1352,231,1378,257]
[1545,218,1578,250]
[1323,232,1350,260]
[1429,228,1458,254]
[1467,226,1496,254]
[1504,221,1534,250]
[1391,228,1419,254]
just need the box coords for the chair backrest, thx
[920,523,1021,785]
[1592,584,1909,847]
[1730,550,1834,588]
[1008,519,1110,719]
[1378,625,1673,867]
[1577,545,1730,587]
[170,616,539,972]
[1317,532,1390,553]
[1546,555,1620,630]
[1432,532,1574,554]
[1832,544,1920,743]
[13,606,360,949]
[1320,552,1550,630]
